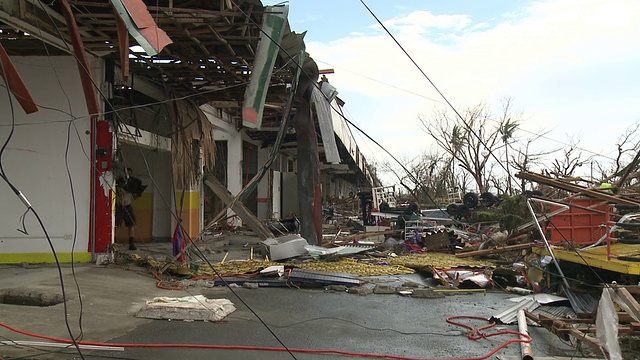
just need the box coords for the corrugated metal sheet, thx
[335,245,377,256]
[491,298,540,325]
[534,305,576,320]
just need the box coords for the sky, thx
[264,0,640,185]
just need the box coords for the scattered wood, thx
[524,311,603,352]
[204,175,273,240]
[516,172,640,206]
[455,243,535,258]
[335,229,396,243]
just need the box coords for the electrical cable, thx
[314,58,444,104]
[68,48,302,360]
[0,318,532,360]
[228,1,463,227]
[226,315,464,336]
[32,5,87,341]
[358,0,527,195]
[0,44,85,360]
[5,4,538,359]
[356,0,622,287]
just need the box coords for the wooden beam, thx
[60,0,100,117]
[204,175,273,239]
[335,230,396,243]
[525,311,603,352]
[614,287,640,322]
[0,42,39,113]
[517,172,640,206]
[455,243,534,258]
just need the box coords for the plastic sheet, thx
[596,288,622,360]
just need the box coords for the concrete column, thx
[295,56,321,245]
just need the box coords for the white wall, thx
[272,170,282,219]
[0,56,101,254]
[256,147,269,219]
[201,105,244,226]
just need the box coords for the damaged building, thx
[0,0,375,264]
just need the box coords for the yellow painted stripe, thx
[0,252,93,264]
[176,191,200,210]
[533,245,640,275]
[132,192,153,211]
[111,188,116,213]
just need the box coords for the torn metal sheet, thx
[534,305,576,320]
[508,294,568,305]
[110,0,172,56]
[305,245,376,258]
[288,268,361,287]
[311,86,340,164]
[565,290,598,316]
[491,298,540,325]
[242,4,289,129]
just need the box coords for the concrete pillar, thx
[295,56,321,245]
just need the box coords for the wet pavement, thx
[0,233,597,359]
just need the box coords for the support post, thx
[294,56,321,245]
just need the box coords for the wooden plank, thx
[204,175,273,240]
[0,42,39,114]
[455,243,534,258]
[614,287,640,322]
[531,312,603,351]
[336,230,396,242]
[60,0,101,117]
[516,172,640,206]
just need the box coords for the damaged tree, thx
[419,97,522,194]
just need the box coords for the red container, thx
[547,199,611,245]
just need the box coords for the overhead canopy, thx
[0,0,295,123]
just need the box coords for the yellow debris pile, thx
[390,253,494,270]
[196,260,281,277]
[129,253,488,277]
[295,258,414,276]
[128,254,414,277]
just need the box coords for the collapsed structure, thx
[0,0,375,264]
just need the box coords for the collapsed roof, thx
[0,0,294,124]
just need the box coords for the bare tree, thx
[510,130,558,191]
[378,151,456,205]
[419,98,521,194]
[600,122,640,187]
[547,137,590,178]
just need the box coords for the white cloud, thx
[379,10,474,35]
[307,0,640,169]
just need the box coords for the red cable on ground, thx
[151,271,182,290]
[0,319,531,360]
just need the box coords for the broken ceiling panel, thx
[110,0,172,56]
[0,43,39,114]
[311,86,341,164]
[0,0,295,112]
[242,4,289,129]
